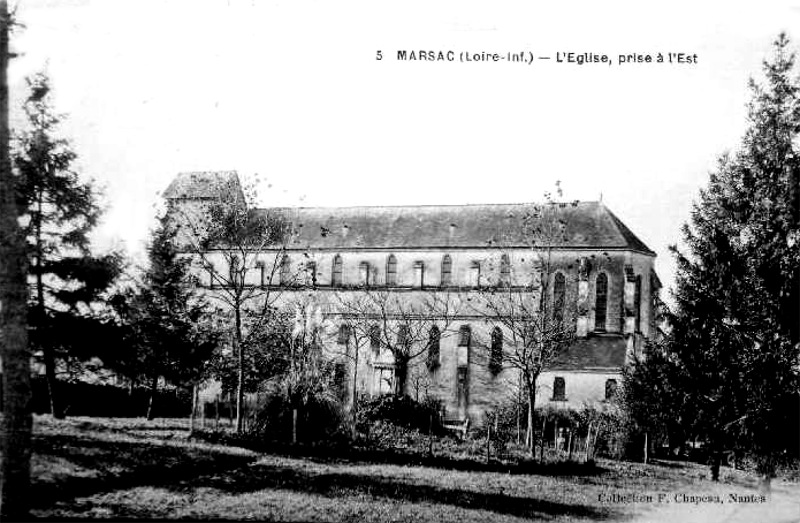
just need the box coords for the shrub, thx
[355,394,442,435]
[249,389,347,444]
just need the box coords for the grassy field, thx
[28,416,799,521]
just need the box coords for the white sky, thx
[9,0,800,299]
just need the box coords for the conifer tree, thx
[641,33,800,486]
[109,217,217,419]
[13,72,121,418]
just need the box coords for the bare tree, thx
[332,285,461,400]
[465,193,582,455]
[0,1,32,518]
[171,175,304,434]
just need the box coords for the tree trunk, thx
[33,158,63,419]
[0,2,33,516]
[486,418,491,464]
[710,451,721,482]
[394,355,408,397]
[146,373,158,420]
[234,304,244,434]
[41,344,63,418]
[189,383,198,432]
[350,339,358,440]
[525,375,536,456]
[539,416,546,461]
[757,457,774,496]
[292,408,298,444]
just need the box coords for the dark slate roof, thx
[163,171,242,200]
[267,202,654,254]
[550,335,627,370]
[162,171,654,254]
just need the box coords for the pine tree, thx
[13,72,121,418]
[109,217,217,419]
[657,33,800,485]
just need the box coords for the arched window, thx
[397,324,409,348]
[490,327,503,375]
[279,254,291,285]
[254,261,265,287]
[427,326,440,371]
[470,261,481,287]
[605,379,618,401]
[553,377,566,401]
[499,254,511,285]
[386,254,397,286]
[634,275,642,332]
[359,261,371,286]
[229,254,241,287]
[553,272,566,322]
[441,255,452,286]
[370,325,381,353]
[332,254,343,287]
[306,261,317,287]
[334,363,347,399]
[458,325,471,346]
[413,261,425,288]
[595,272,608,332]
[337,324,350,345]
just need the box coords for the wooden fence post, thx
[215,394,220,431]
[486,419,491,464]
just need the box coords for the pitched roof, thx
[266,202,654,254]
[163,171,242,200]
[163,171,654,254]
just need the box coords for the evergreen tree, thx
[13,72,122,418]
[643,33,800,485]
[109,217,217,419]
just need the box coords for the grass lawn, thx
[28,416,799,522]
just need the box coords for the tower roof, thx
[163,171,242,200]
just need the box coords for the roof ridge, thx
[256,201,601,211]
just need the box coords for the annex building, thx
[164,171,660,423]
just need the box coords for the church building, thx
[164,171,660,423]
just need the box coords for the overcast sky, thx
[10,0,800,298]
